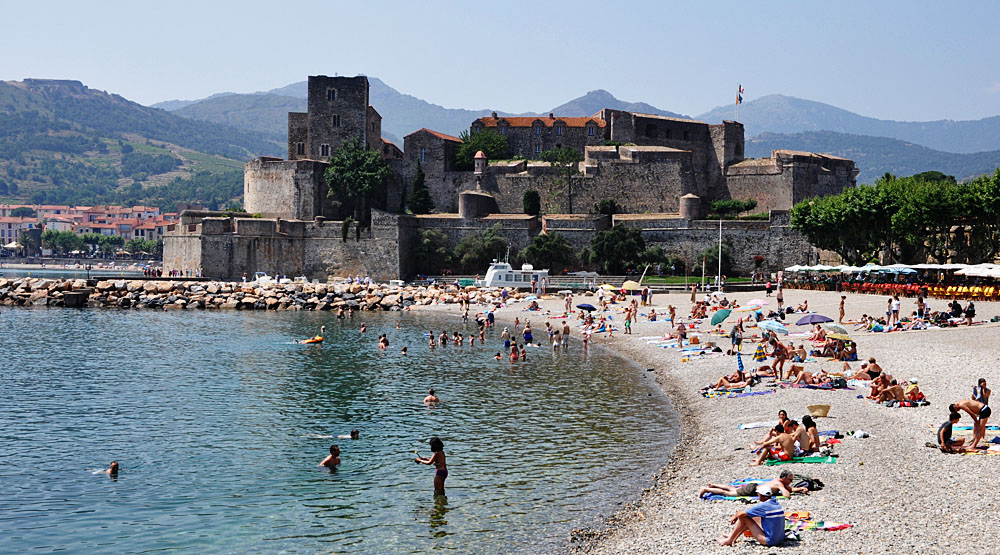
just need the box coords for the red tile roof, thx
[406,128,463,143]
[474,115,606,128]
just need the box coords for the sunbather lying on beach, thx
[791,370,833,386]
[699,469,808,499]
[708,369,756,390]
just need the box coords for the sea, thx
[0,308,677,553]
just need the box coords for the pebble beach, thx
[424,287,1000,554]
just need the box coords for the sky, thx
[2,1,998,122]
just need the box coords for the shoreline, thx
[7,279,1000,552]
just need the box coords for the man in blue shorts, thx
[717,484,785,546]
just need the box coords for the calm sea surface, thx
[0,308,676,553]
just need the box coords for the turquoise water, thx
[0,308,676,553]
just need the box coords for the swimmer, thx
[401,346,407,355]
[102,461,119,476]
[414,436,448,496]
[396,322,402,330]
[360,323,367,334]
[520,344,527,361]
[336,429,360,440]
[424,388,441,404]
[319,445,341,468]
[429,334,436,348]
[494,352,502,360]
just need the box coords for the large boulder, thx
[380,294,399,308]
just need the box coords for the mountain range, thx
[0,79,283,209]
[155,78,1000,184]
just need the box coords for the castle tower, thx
[288,75,371,160]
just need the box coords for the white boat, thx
[475,260,549,289]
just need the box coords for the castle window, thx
[645,124,658,138]
[683,130,689,140]
[588,126,594,136]
[420,147,426,162]
[534,144,541,154]
[332,114,341,127]
[499,126,506,135]
[296,143,305,156]
[555,125,563,136]
[320,144,330,157]
[327,89,336,101]
[535,125,542,135]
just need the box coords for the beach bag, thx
[831,377,848,389]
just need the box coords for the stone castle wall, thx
[244,158,330,220]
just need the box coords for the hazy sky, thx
[2,1,998,121]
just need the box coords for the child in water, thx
[414,436,448,496]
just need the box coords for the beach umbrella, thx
[753,343,768,362]
[827,332,851,341]
[622,280,641,290]
[745,299,768,307]
[576,303,597,312]
[758,320,788,335]
[599,284,615,290]
[796,314,834,325]
[711,308,732,326]
[821,322,849,335]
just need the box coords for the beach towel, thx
[753,343,768,362]
[953,425,1000,431]
[764,455,837,466]
[738,421,779,430]
[785,514,853,533]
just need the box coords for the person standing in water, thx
[319,445,341,469]
[424,389,441,404]
[415,436,448,496]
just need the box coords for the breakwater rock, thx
[0,278,531,311]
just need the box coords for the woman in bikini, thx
[415,436,448,496]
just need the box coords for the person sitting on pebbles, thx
[752,424,797,465]
[716,484,786,546]
[699,469,808,499]
[877,379,905,403]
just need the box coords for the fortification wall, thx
[411,215,539,252]
[480,156,691,215]
[542,214,610,251]
[614,213,811,275]
[244,158,330,220]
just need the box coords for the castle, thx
[164,75,858,280]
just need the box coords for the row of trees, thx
[409,224,731,276]
[39,229,162,257]
[791,170,1000,265]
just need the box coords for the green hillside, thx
[746,131,1000,184]
[0,79,284,210]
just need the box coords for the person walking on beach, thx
[691,284,697,303]
[728,318,744,355]
[765,281,772,297]
[839,295,846,324]
[775,287,784,310]
[716,484,785,546]
[414,437,448,496]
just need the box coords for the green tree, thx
[9,182,17,194]
[454,129,510,170]
[411,229,452,274]
[540,146,584,213]
[324,138,393,222]
[0,180,8,195]
[709,199,757,218]
[17,231,39,254]
[691,244,733,277]
[406,162,435,214]
[453,224,510,274]
[11,206,36,218]
[523,190,541,216]
[587,224,645,274]
[594,199,620,215]
[520,232,574,273]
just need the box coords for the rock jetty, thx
[0,277,530,310]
